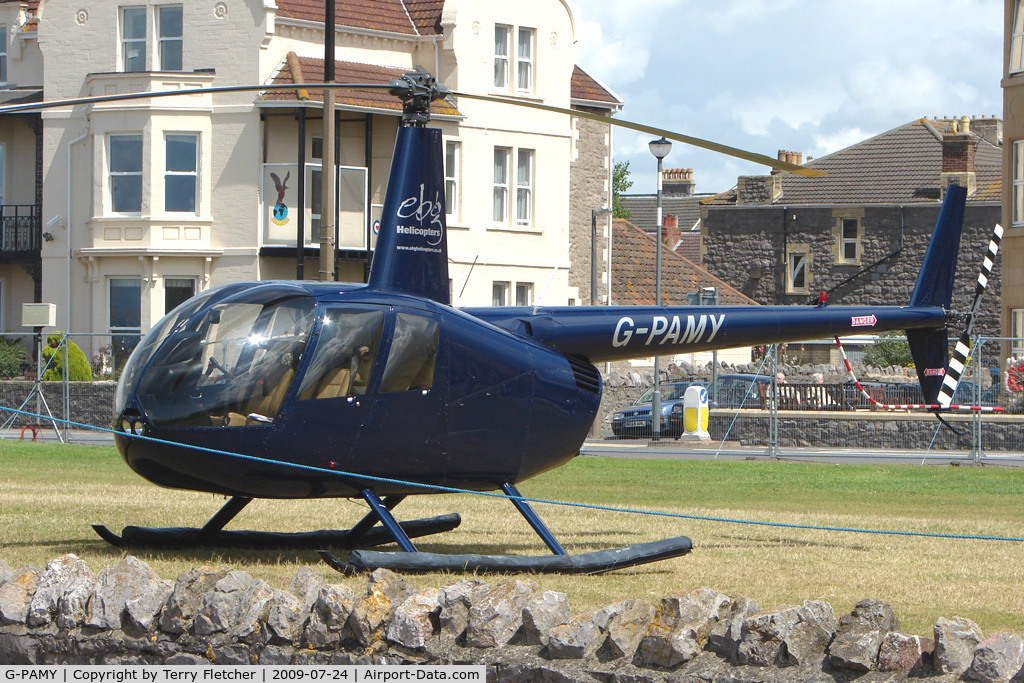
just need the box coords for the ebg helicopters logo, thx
[395,183,444,251]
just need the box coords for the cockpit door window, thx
[296,308,385,401]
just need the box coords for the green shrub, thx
[0,337,31,378]
[40,332,92,381]
[864,331,914,369]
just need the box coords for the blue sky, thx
[568,0,1004,196]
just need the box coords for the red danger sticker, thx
[924,368,946,376]
[851,315,877,327]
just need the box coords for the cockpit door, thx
[352,310,447,486]
[277,305,387,470]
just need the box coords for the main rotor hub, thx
[387,67,451,127]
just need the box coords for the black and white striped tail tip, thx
[936,223,1001,409]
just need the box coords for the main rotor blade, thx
[453,90,825,178]
[0,82,394,115]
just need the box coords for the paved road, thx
[581,436,1024,467]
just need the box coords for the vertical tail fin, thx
[906,184,967,404]
[909,183,966,308]
[367,126,450,304]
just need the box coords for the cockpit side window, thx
[296,308,385,401]
[380,313,439,393]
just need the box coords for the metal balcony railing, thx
[0,205,40,254]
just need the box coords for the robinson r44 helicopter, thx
[0,70,997,574]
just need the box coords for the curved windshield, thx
[136,290,315,427]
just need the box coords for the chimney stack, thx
[663,168,695,197]
[940,117,976,198]
[771,150,804,174]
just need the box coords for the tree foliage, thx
[863,331,914,369]
[0,337,31,378]
[40,332,93,381]
[612,160,633,219]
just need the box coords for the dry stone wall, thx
[2,554,1022,682]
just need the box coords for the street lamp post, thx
[591,207,612,305]
[648,137,672,441]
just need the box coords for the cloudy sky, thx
[567,0,1004,196]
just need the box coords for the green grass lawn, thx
[2,441,1024,637]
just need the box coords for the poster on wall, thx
[263,164,299,245]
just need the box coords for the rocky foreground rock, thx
[0,554,1020,682]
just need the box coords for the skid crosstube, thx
[318,536,693,575]
[319,483,692,575]
[91,493,461,550]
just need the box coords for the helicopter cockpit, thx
[116,282,441,434]
[117,283,316,429]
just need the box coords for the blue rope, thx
[4,404,1024,543]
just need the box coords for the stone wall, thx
[1,554,1021,682]
[701,203,1002,368]
[568,112,612,306]
[0,381,115,428]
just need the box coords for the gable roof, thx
[703,117,1002,206]
[570,65,623,111]
[612,219,757,306]
[260,54,461,117]
[275,0,443,36]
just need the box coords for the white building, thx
[0,0,620,367]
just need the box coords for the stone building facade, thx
[701,118,1003,366]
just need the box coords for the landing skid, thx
[91,494,461,550]
[319,484,693,575]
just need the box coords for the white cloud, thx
[570,0,1003,194]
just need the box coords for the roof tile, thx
[262,55,460,117]
[612,219,756,306]
[704,118,1001,206]
[276,0,444,36]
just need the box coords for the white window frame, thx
[163,277,196,315]
[445,140,460,222]
[786,249,810,294]
[517,28,534,93]
[164,133,198,214]
[515,282,534,307]
[108,277,142,334]
[1013,0,1024,74]
[515,149,533,226]
[157,5,183,71]
[1013,309,1024,355]
[1014,141,1024,227]
[121,6,147,72]
[121,5,184,73]
[0,143,7,205]
[493,23,536,94]
[492,281,510,307]
[840,217,859,262]
[493,147,510,223]
[0,24,8,86]
[494,25,510,89]
[109,134,144,214]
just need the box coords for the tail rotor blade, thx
[936,223,1003,408]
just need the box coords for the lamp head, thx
[649,137,672,160]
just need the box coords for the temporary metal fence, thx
[706,338,1024,462]
[0,331,139,443]
[1,331,1023,460]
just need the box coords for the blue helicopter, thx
[2,71,985,574]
